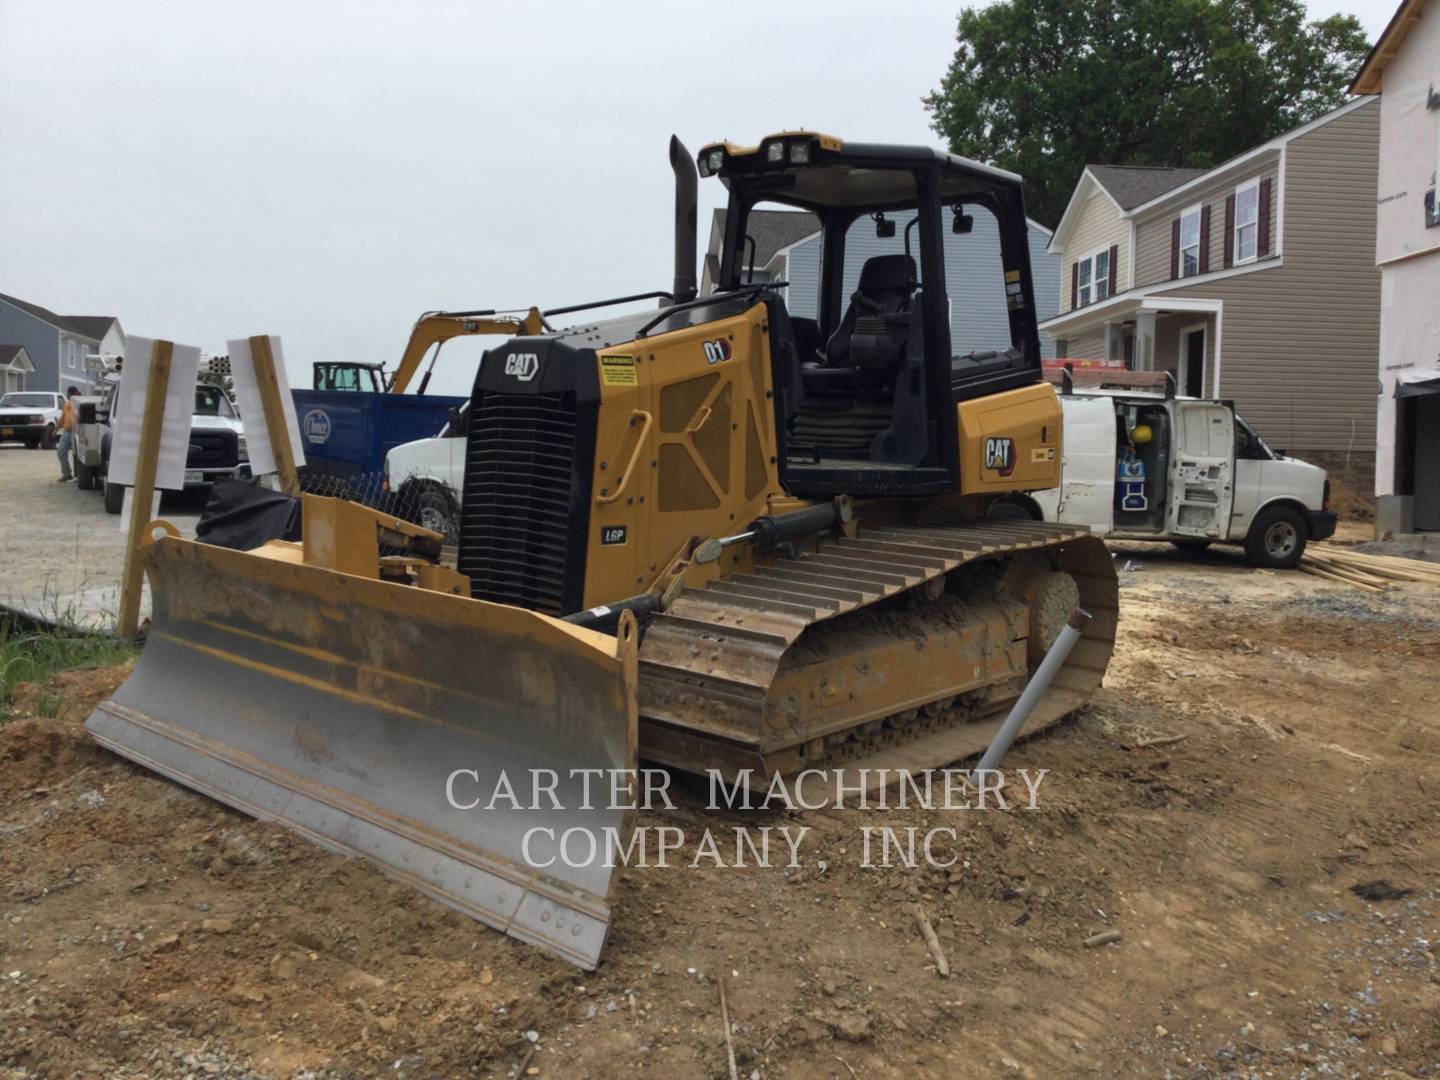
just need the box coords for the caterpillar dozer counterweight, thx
[88,131,1117,968]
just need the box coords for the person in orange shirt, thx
[55,386,79,482]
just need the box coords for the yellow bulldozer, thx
[86,132,1117,969]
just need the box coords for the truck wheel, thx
[1244,505,1307,569]
[988,499,1040,522]
[412,487,458,544]
[104,481,125,515]
[42,423,57,450]
[76,461,96,491]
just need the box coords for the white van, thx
[1022,386,1336,568]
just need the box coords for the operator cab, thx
[699,132,1043,496]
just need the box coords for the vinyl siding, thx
[1133,157,1281,287]
[1157,101,1381,452]
[1063,186,1129,308]
[783,209,1060,357]
[0,301,61,392]
[1058,328,1106,361]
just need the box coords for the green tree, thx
[925,0,1370,227]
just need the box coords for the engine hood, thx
[190,414,244,434]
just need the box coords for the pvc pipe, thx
[975,608,1092,776]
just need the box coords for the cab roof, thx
[698,130,1023,212]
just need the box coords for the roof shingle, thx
[0,292,118,341]
[1086,165,1211,210]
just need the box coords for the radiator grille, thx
[458,392,582,615]
[186,431,238,468]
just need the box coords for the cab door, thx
[1167,401,1234,538]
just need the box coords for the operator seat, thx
[802,254,918,392]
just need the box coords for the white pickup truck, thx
[382,404,466,541]
[1018,386,1336,568]
[73,373,250,513]
[0,391,64,449]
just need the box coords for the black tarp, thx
[194,480,301,550]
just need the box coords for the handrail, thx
[544,291,675,318]
[634,284,787,339]
[596,410,653,505]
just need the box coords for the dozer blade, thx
[86,536,637,969]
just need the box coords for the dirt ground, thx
[0,447,202,628]
[3,536,1439,1079]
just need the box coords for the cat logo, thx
[503,353,539,381]
[702,339,731,365]
[983,436,1015,476]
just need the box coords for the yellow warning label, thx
[599,354,637,386]
[1004,270,1021,283]
[1031,446,1056,463]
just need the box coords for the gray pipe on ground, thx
[975,608,1092,776]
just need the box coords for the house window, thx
[1233,181,1260,263]
[1179,206,1202,277]
[67,340,76,367]
[1075,248,1111,307]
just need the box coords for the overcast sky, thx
[0,0,1397,395]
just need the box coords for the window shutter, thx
[1108,244,1118,294]
[1223,195,1235,269]
[1198,206,1211,274]
[1169,218,1180,280]
[1071,261,1079,311]
[1257,178,1272,256]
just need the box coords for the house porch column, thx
[1133,311,1157,371]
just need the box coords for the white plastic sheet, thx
[227,335,306,475]
[107,336,202,492]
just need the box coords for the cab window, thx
[194,385,237,418]
[1235,416,1271,460]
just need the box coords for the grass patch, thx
[0,614,137,722]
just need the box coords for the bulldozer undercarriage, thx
[639,519,1116,784]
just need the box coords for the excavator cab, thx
[699,132,1044,496]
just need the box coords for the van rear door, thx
[1167,401,1234,538]
[1055,396,1117,533]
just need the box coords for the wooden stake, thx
[249,334,299,495]
[116,340,173,638]
[717,976,739,1080]
[912,903,950,978]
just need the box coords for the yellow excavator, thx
[86,132,1117,969]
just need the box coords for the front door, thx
[1415,395,1440,531]
[1167,401,1234,538]
[1181,326,1206,397]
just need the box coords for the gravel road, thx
[0,445,203,629]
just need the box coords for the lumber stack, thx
[1298,545,1440,592]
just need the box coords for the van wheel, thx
[104,482,125,515]
[1244,506,1307,569]
[76,461,97,490]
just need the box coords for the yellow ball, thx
[1129,424,1153,445]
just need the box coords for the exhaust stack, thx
[669,135,698,305]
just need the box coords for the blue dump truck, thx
[292,362,462,493]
